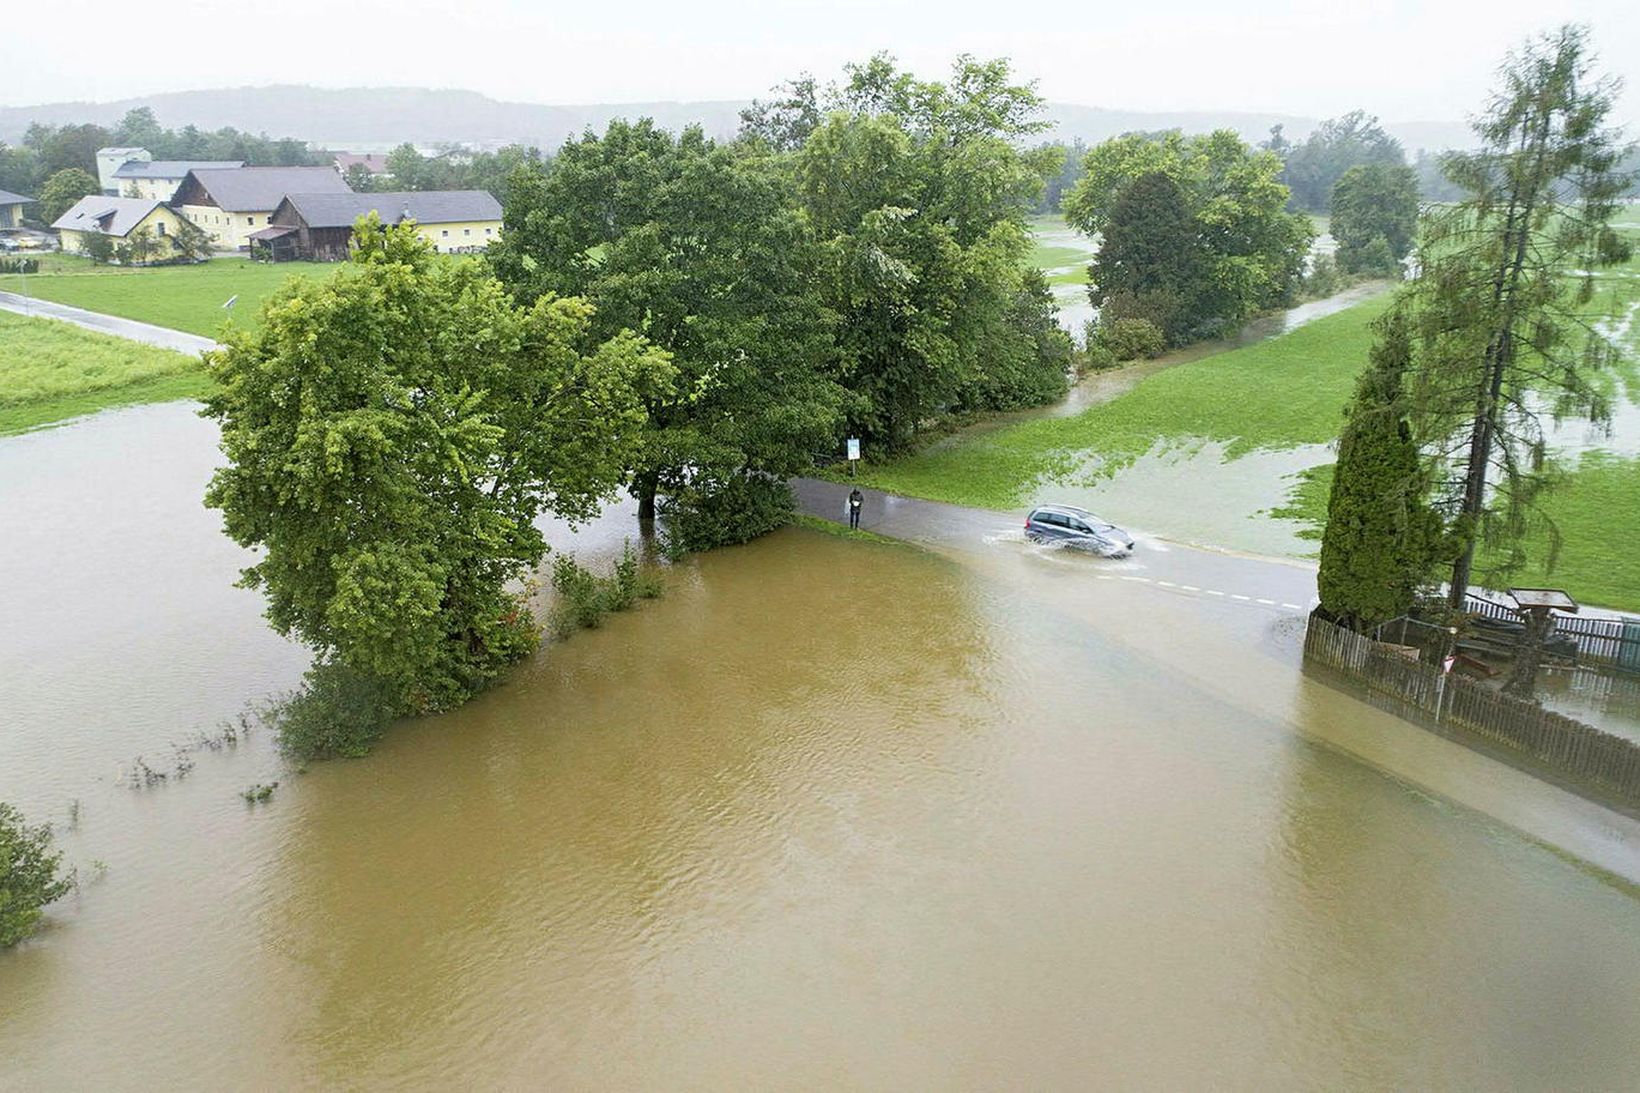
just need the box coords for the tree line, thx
[347,143,549,206]
[204,55,1076,757]
[0,107,328,197]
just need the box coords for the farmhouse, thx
[0,189,31,230]
[95,147,149,194]
[112,159,244,202]
[334,152,390,176]
[254,190,503,261]
[51,196,189,263]
[172,166,351,250]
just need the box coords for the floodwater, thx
[5,404,1640,1087]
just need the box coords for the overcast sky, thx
[2,0,1636,125]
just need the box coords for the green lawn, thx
[1027,214,1096,288]
[852,291,1396,510]
[0,257,312,337]
[1280,455,1640,613]
[0,311,207,435]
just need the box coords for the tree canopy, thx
[1064,130,1314,339]
[490,121,845,532]
[37,167,99,223]
[1400,23,1634,605]
[1088,170,1207,345]
[1282,110,1405,212]
[1330,163,1420,276]
[1317,309,1440,630]
[765,55,1070,448]
[204,218,672,723]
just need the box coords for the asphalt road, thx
[0,291,218,356]
[794,476,1320,618]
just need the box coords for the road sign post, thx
[846,437,861,476]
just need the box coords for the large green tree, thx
[1330,163,1419,276]
[759,55,1068,448]
[1089,170,1207,345]
[1282,110,1405,212]
[1402,24,1634,607]
[490,121,844,532]
[37,167,99,223]
[1317,309,1440,630]
[1065,130,1314,340]
[204,218,672,717]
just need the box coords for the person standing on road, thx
[848,487,864,531]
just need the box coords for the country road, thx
[794,477,1319,618]
[0,290,219,355]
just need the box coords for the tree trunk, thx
[1502,608,1554,699]
[1446,342,1507,607]
[635,471,658,525]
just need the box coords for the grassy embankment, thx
[851,292,1397,510]
[0,254,300,337]
[0,310,206,435]
[0,255,319,431]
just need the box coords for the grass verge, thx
[853,291,1396,510]
[0,257,305,337]
[793,514,913,548]
[0,311,206,435]
[1279,456,1640,614]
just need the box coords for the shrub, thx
[1095,317,1166,362]
[0,257,39,274]
[270,660,399,760]
[660,473,795,554]
[1,801,71,948]
[1303,254,1346,298]
[548,542,663,640]
[79,233,115,265]
[1338,234,1401,278]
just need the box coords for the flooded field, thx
[4,403,1640,1087]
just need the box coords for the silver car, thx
[1024,504,1135,557]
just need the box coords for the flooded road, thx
[4,404,1640,1087]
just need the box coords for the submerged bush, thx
[0,801,72,948]
[548,542,664,640]
[270,660,400,760]
[660,473,795,554]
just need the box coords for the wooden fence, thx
[1304,612,1640,806]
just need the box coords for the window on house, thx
[441,229,449,236]
[484,227,492,234]
[156,222,166,236]
[246,217,253,226]
[463,228,471,235]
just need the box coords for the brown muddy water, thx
[4,403,1640,1087]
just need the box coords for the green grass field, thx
[0,311,207,435]
[852,292,1396,510]
[1027,214,1096,288]
[0,257,310,337]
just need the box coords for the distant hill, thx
[0,85,1474,153]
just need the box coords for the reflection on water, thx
[3,404,1640,1086]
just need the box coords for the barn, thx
[254,191,503,261]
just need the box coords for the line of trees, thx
[206,55,1074,755]
[351,142,550,205]
[1316,24,1634,699]
[0,107,328,200]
